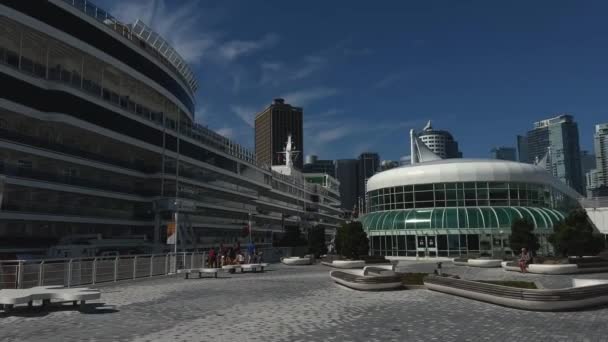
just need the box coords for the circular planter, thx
[467,259,502,268]
[281,257,312,266]
[528,264,579,275]
[330,260,366,269]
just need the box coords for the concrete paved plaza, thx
[2,261,608,342]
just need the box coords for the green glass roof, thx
[360,206,565,232]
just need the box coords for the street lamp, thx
[173,199,179,273]
[499,230,504,258]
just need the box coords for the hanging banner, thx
[166,222,176,245]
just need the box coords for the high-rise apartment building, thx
[303,155,336,177]
[255,98,304,169]
[590,123,608,190]
[525,114,584,194]
[335,159,359,211]
[358,153,380,211]
[416,121,462,159]
[490,147,517,161]
[517,135,529,162]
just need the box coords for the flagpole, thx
[248,210,252,245]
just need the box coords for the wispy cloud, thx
[343,47,373,56]
[110,0,217,64]
[218,33,280,61]
[374,71,409,89]
[231,105,258,127]
[109,0,278,66]
[216,127,236,139]
[282,87,338,106]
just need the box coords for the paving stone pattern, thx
[1,262,608,341]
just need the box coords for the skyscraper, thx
[415,121,462,159]
[358,152,380,211]
[303,155,336,177]
[490,147,517,161]
[255,98,304,169]
[591,123,608,190]
[335,159,359,211]
[526,114,584,194]
[516,135,528,162]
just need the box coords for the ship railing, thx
[0,252,207,289]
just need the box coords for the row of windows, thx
[367,182,574,212]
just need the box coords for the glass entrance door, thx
[417,235,437,257]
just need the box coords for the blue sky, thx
[97,0,607,161]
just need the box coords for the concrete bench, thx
[178,268,220,279]
[222,265,242,273]
[0,286,100,311]
[330,270,403,291]
[240,263,270,272]
[424,275,608,311]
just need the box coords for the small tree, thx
[307,225,327,258]
[549,210,604,257]
[509,218,540,254]
[275,226,307,247]
[335,221,369,259]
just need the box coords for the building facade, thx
[526,115,584,195]
[416,121,462,159]
[490,147,517,161]
[361,159,580,257]
[0,1,342,256]
[516,135,528,163]
[591,123,608,191]
[255,98,304,169]
[303,155,335,177]
[358,152,380,212]
[335,159,358,211]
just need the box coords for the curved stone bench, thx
[467,259,502,268]
[0,286,100,311]
[322,260,365,269]
[501,261,520,272]
[528,264,579,275]
[424,275,608,311]
[178,268,220,279]
[330,270,403,291]
[281,257,311,266]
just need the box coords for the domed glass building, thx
[360,158,581,257]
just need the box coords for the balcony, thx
[0,128,158,174]
[0,163,157,197]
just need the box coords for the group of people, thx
[207,242,263,268]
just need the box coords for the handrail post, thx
[92,258,97,285]
[132,256,138,279]
[149,255,154,277]
[113,256,119,282]
[67,259,73,288]
[38,260,45,286]
[16,261,24,289]
[164,253,169,274]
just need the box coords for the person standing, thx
[247,242,256,263]
[208,247,216,268]
[518,248,531,273]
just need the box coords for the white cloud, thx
[216,127,236,139]
[282,87,338,106]
[218,33,280,61]
[231,105,258,127]
[374,71,408,89]
[317,126,357,143]
[109,0,216,64]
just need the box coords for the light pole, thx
[173,199,179,273]
[499,230,504,257]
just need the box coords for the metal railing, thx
[580,197,608,209]
[0,252,206,289]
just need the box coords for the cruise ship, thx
[0,0,344,257]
